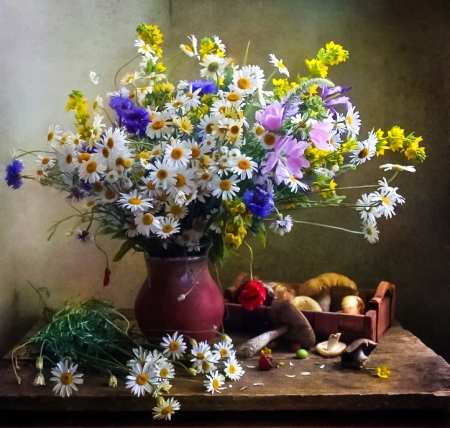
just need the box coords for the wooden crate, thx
[223,281,396,344]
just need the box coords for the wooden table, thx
[1,318,450,427]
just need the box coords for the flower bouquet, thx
[5,23,425,281]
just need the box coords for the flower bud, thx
[188,368,197,376]
[35,357,44,370]
[109,375,117,387]
[33,372,45,386]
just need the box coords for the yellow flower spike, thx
[261,347,272,355]
[305,58,328,78]
[377,365,391,379]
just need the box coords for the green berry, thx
[296,349,308,359]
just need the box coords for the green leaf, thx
[113,239,135,262]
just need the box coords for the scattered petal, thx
[320,364,325,369]
[246,365,256,368]
[301,372,311,376]
[289,361,294,366]
[253,382,264,386]
[239,386,247,391]
[285,374,296,378]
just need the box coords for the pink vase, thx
[134,255,224,343]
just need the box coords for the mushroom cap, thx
[341,295,365,315]
[291,295,322,312]
[297,273,359,312]
[270,300,316,348]
[267,281,296,302]
[341,338,378,368]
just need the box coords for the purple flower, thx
[77,229,91,243]
[109,95,134,118]
[320,85,353,117]
[309,120,334,150]
[262,135,309,184]
[281,94,301,119]
[5,159,24,189]
[123,106,150,136]
[65,186,86,203]
[188,79,217,96]
[255,101,284,131]
[243,187,275,218]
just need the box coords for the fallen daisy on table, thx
[50,358,84,398]
[224,357,245,381]
[126,361,156,397]
[160,332,187,361]
[204,370,226,394]
[152,397,181,421]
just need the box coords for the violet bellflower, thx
[255,101,284,131]
[243,187,275,218]
[5,159,24,189]
[319,85,353,118]
[262,135,309,185]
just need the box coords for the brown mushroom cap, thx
[341,338,378,368]
[270,300,316,348]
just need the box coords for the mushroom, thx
[266,281,297,302]
[291,295,322,312]
[297,273,358,312]
[341,295,365,315]
[340,338,378,369]
[236,300,316,358]
[316,333,347,357]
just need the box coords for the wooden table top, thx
[2,318,450,427]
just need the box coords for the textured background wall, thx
[1,0,449,362]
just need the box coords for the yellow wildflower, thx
[305,58,328,78]
[324,41,349,65]
[320,179,337,198]
[376,365,391,379]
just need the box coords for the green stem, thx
[114,54,140,89]
[243,241,254,280]
[290,219,364,235]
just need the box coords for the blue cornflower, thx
[243,187,275,218]
[109,95,134,118]
[5,159,24,189]
[188,79,217,96]
[123,106,150,136]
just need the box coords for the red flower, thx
[258,353,274,371]
[103,268,111,286]
[238,280,266,310]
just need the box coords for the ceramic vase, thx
[134,255,224,343]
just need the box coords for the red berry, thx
[258,353,274,371]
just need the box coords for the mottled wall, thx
[1,0,449,362]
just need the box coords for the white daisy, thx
[135,39,154,57]
[152,360,175,380]
[46,124,63,146]
[213,341,235,360]
[148,159,176,190]
[183,84,202,109]
[156,216,181,239]
[127,346,151,368]
[164,140,192,168]
[152,397,181,421]
[379,163,416,173]
[224,357,245,381]
[117,189,153,213]
[35,153,56,170]
[168,167,196,198]
[146,114,173,139]
[50,359,84,398]
[126,362,154,397]
[378,178,405,205]
[164,93,189,113]
[211,174,240,200]
[229,65,265,96]
[165,201,188,219]
[231,154,257,179]
[213,35,226,53]
[134,211,161,236]
[356,193,379,224]
[101,127,128,153]
[349,131,377,165]
[372,190,397,219]
[92,95,103,111]
[160,332,187,360]
[362,219,380,244]
[345,106,361,136]
[203,370,226,394]
[180,34,199,58]
[190,341,213,363]
[77,153,107,184]
[82,195,97,210]
[120,71,142,86]
[269,53,290,77]
[199,54,227,80]
[192,354,220,374]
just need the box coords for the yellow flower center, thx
[86,161,97,174]
[230,125,240,135]
[237,159,250,170]
[159,368,169,378]
[183,45,193,53]
[205,123,214,134]
[169,341,179,351]
[255,125,265,136]
[105,188,116,200]
[42,157,50,165]
[60,373,73,385]
[78,153,91,163]
[147,181,156,190]
[157,169,169,180]
[151,120,164,130]
[94,182,103,192]
[142,213,154,225]
[162,406,173,416]
[191,147,201,158]
[175,173,186,188]
[171,205,182,216]
[47,131,54,141]
[220,349,228,357]
[207,62,220,73]
[346,116,353,125]
[163,224,174,234]
[36,170,44,176]
[197,352,205,360]
[220,180,231,191]
[172,101,184,108]
[358,148,369,159]
[129,197,142,205]
[227,92,241,102]
[136,373,148,386]
[107,137,115,149]
[116,157,124,166]
[229,365,236,374]
[171,148,184,160]
[381,196,390,206]
[277,61,286,70]
[263,133,276,147]
[212,378,220,390]
[237,77,251,90]
[65,154,73,164]
[102,147,110,158]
